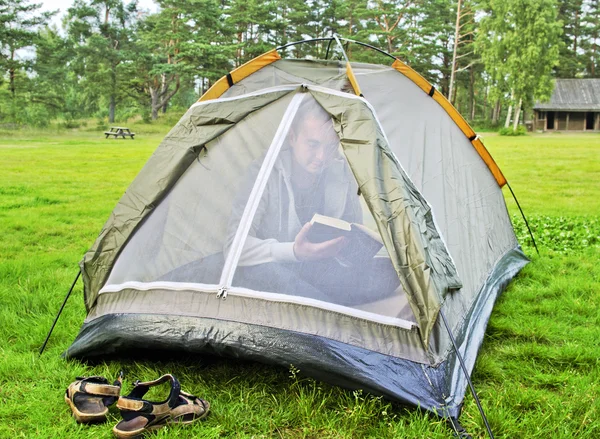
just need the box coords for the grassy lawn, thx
[485,132,600,218]
[0,127,599,438]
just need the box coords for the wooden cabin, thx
[533,79,600,131]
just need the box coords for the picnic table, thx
[105,126,135,139]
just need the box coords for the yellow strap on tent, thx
[346,62,362,96]
[391,59,431,95]
[391,59,507,187]
[199,49,282,102]
[471,137,507,186]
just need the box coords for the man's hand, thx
[293,222,348,261]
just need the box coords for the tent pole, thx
[325,38,334,60]
[332,34,351,64]
[338,37,398,62]
[439,310,495,439]
[39,270,81,355]
[277,36,398,63]
[276,37,334,52]
[506,182,539,255]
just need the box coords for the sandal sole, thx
[112,404,209,438]
[112,416,170,438]
[64,394,108,424]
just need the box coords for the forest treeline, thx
[0,0,597,129]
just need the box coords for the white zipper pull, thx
[217,287,228,300]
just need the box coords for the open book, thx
[306,213,384,263]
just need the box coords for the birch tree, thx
[476,0,561,130]
[448,0,476,103]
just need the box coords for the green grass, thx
[484,132,600,218]
[1,128,599,438]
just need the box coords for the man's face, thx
[290,116,339,175]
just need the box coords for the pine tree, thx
[66,0,138,123]
[360,0,420,58]
[581,0,600,76]
[556,0,584,77]
[268,0,311,57]
[30,27,79,121]
[223,0,272,66]
[132,0,225,119]
[411,0,455,95]
[0,0,54,120]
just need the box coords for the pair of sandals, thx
[65,373,210,438]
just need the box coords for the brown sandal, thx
[65,374,122,423]
[112,374,209,438]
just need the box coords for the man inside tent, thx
[227,97,401,308]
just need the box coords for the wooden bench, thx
[105,127,135,139]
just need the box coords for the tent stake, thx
[447,416,472,438]
[39,270,81,355]
[439,310,495,439]
[506,182,539,255]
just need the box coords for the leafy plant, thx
[499,125,527,136]
[512,214,600,253]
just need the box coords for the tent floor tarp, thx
[67,247,528,417]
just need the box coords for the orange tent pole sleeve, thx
[198,49,282,102]
[345,62,363,97]
[391,59,506,187]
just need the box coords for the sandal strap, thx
[66,375,122,410]
[78,381,121,397]
[133,374,178,389]
[116,374,181,420]
[116,397,172,418]
[68,377,121,398]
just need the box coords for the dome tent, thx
[66,38,529,426]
